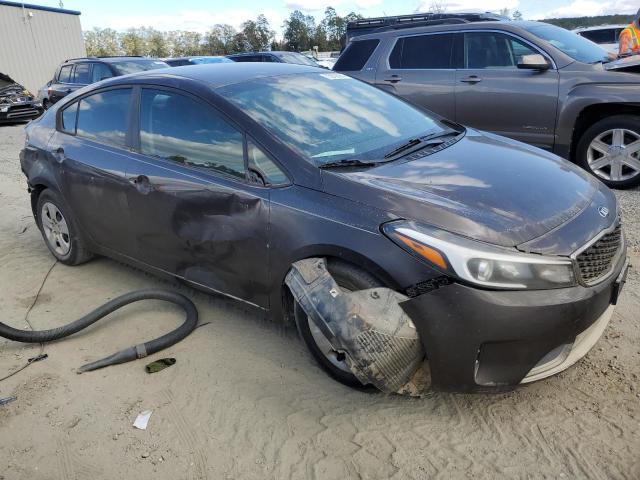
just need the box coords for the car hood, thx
[0,72,34,104]
[321,130,617,253]
[604,55,640,71]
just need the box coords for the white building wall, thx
[0,3,85,93]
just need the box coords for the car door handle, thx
[383,75,402,83]
[65,89,72,93]
[460,75,482,84]
[129,175,153,194]
[50,147,65,163]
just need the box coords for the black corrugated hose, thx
[0,289,198,374]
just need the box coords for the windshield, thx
[191,57,233,64]
[112,60,169,75]
[276,52,319,67]
[218,72,448,165]
[524,23,611,63]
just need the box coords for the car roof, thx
[165,56,227,60]
[227,52,274,56]
[104,62,322,89]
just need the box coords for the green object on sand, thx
[145,358,176,373]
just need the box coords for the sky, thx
[34,0,640,37]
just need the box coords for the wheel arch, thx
[570,103,640,162]
[28,180,54,217]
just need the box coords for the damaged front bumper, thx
[289,255,628,395]
[401,257,629,393]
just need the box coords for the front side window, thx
[91,63,114,82]
[73,63,91,84]
[464,32,538,69]
[390,34,455,69]
[76,88,132,148]
[218,72,447,165]
[139,89,245,179]
[58,65,73,83]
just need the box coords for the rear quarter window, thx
[334,39,380,71]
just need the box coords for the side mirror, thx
[518,54,551,71]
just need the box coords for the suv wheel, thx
[576,115,640,189]
[36,189,93,265]
[292,260,381,389]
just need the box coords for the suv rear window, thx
[389,34,454,69]
[334,39,379,71]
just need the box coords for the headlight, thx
[383,220,576,290]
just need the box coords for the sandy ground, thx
[0,123,639,480]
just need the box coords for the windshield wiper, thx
[383,128,461,160]
[318,159,378,169]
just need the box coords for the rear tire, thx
[293,259,382,389]
[36,189,93,266]
[576,115,640,189]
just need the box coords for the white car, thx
[573,25,627,54]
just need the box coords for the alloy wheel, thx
[41,202,71,256]
[587,128,640,182]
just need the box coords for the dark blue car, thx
[20,63,628,393]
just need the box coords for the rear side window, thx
[91,63,114,82]
[76,88,132,148]
[74,63,91,84]
[139,88,245,180]
[390,34,454,69]
[58,65,73,83]
[334,39,379,71]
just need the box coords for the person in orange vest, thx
[619,10,640,56]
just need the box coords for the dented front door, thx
[124,155,270,308]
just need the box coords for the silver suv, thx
[336,15,640,188]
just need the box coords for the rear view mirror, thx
[518,54,551,71]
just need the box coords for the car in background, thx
[574,25,626,54]
[21,63,628,394]
[0,72,43,123]
[336,14,640,188]
[227,51,322,67]
[43,56,169,107]
[164,56,233,66]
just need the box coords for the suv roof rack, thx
[346,12,509,39]
[64,55,145,62]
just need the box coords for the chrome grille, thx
[576,225,622,285]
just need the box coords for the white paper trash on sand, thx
[133,410,153,430]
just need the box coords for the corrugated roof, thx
[0,1,81,16]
